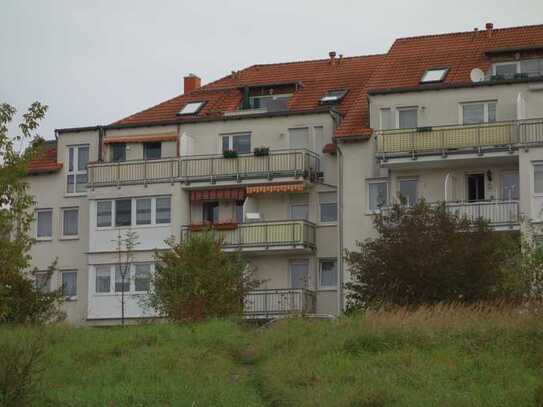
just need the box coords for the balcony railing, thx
[243,288,316,318]
[383,200,519,226]
[376,118,543,159]
[87,149,320,188]
[180,220,316,250]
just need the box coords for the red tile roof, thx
[366,24,543,94]
[27,142,62,175]
[114,54,385,138]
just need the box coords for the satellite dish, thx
[470,68,485,83]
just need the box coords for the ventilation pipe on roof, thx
[486,22,494,38]
[329,51,336,65]
[472,27,479,40]
[184,74,201,94]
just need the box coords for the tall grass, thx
[1,304,542,406]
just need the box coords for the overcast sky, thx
[1,0,542,141]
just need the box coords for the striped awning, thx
[246,183,305,195]
[190,188,246,201]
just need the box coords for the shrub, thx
[345,200,519,309]
[148,232,260,321]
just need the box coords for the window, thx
[235,200,244,223]
[494,62,518,77]
[319,260,337,289]
[62,208,79,237]
[420,68,449,83]
[115,199,132,227]
[466,173,485,202]
[97,201,112,227]
[320,89,347,104]
[502,172,519,201]
[178,101,204,115]
[462,101,497,125]
[115,265,130,293]
[136,198,152,225]
[398,108,418,129]
[493,60,543,79]
[111,143,126,162]
[368,180,389,212]
[221,133,251,154]
[290,261,309,289]
[248,94,290,111]
[67,144,89,193]
[289,127,310,150]
[380,108,394,130]
[143,142,161,160]
[534,165,543,194]
[319,192,337,223]
[61,271,77,298]
[36,209,52,239]
[203,201,219,224]
[134,264,151,292]
[289,194,309,220]
[399,179,417,206]
[34,272,50,293]
[520,59,543,77]
[156,197,171,224]
[95,266,111,293]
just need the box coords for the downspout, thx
[336,142,344,314]
[98,126,104,162]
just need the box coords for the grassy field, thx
[2,305,543,406]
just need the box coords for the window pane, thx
[156,197,171,224]
[290,262,309,289]
[68,147,74,172]
[96,266,111,293]
[463,104,485,124]
[488,102,497,123]
[67,174,75,193]
[203,201,219,223]
[136,199,152,225]
[535,166,543,194]
[398,109,418,129]
[115,265,131,293]
[369,182,388,211]
[135,264,151,292]
[399,180,417,206]
[502,173,519,200]
[75,173,88,193]
[115,199,132,226]
[62,271,77,297]
[320,203,337,222]
[233,134,251,154]
[63,208,79,236]
[37,210,52,238]
[34,272,49,293]
[289,127,310,149]
[289,204,308,220]
[77,145,89,171]
[222,136,230,152]
[235,200,244,223]
[320,260,337,288]
[112,143,126,162]
[143,142,161,160]
[97,201,112,227]
[495,63,517,77]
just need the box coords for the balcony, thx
[180,220,316,252]
[87,149,320,189]
[243,288,316,319]
[376,119,543,166]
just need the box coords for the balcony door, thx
[466,174,485,202]
[289,260,309,289]
[502,172,519,201]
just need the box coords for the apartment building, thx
[26,53,384,324]
[337,23,543,302]
[25,23,543,324]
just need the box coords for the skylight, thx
[320,89,348,104]
[178,101,204,115]
[420,68,449,83]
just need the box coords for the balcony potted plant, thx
[254,146,270,157]
[223,149,238,159]
[213,221,238,231]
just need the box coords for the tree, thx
[0,102,64,324]
[344,200,517,309]
[148,231,260,322]
[112,229,139,326]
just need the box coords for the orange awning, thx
[246,183,305,195]
[104,133,177,144]
[190,188,246,201]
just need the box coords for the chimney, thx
[485,22,494,38]
[329,51,336,65]
[472,27,479,40]
[184,74,201,94]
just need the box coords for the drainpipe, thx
[98,126,105,162]
[336,143,345,314]
[444,172,451,202]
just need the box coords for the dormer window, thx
[420,68,449,83]
[492,59,543,79]
[320,89,347,104]
[178,101,205,115]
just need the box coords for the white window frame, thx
[319,192,337,224]
[96,196,171,229]
[288,126,314,151]
[95,265,113,294]
[379,108,394,131]
[396,107,419,129]
[318,258,338,290]
[533,163,543,196]
[178,101,205,115]
[61,207,79,239]
[96,200,113,227]
[501,170,519,201]
[398,178,418,207]
[66,144,89,195]
[289,259,310,290]
[220,132,252,154]
[36,208,53,240]
[459,101,497,125]
[367,179,390,213]
[61,270,78,300]
[420,68,449,83]
[492,61,520,76]
[93,263,154,295]
[134,263,153,293]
